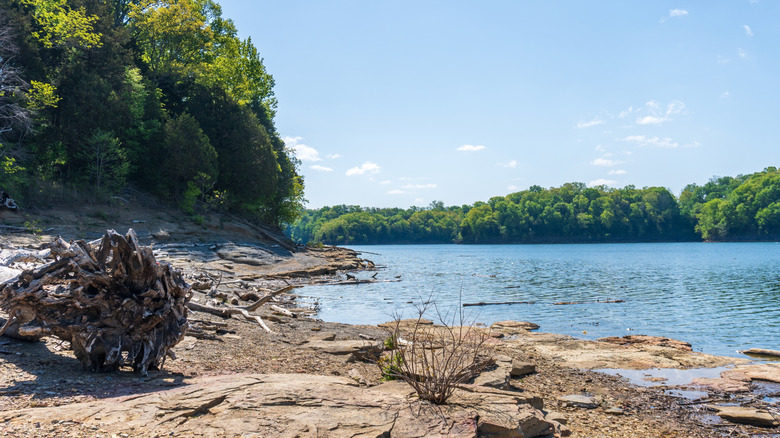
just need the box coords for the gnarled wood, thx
[0,229,190,375]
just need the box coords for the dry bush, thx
[378,298,492,404]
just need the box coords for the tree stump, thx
[0,229,190,375]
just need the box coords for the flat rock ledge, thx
[0,373,555,437]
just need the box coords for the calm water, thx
[301,243,780,358]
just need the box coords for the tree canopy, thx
[0,0,303,226]
[289,169,780,245]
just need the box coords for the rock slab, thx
[709,405,779,427]
[0,373,555,438]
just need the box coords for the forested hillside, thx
[289,167,780,244]
[0,0,303,225]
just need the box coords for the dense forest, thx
[288,167,780,244]
[0,0,303,225]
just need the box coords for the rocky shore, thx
[1,203,778,437]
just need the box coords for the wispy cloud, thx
[635,100,685,125]
[326,153,342,159]
[387,189,406,195]
[309,164,333,172]
[401,183,437,190]
[661,8,688,22]
[498,160,518,168]
[346,161,381,176]
[284,136,322,162]
[720,91,731,99]
[379,180,392,185]
[588,179,617,187]
[744,25,753,37]
[507,185,519,191]
[608,169,627,175]
[576,118,606,129]
[738,48,748,59]
[622,135,679,148]
[457,144,486,152]
[717,55,731,64]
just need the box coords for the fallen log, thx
[0,229,190,375]
[553,299,625,305]
[463,301,536,307]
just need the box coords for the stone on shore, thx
[558,394,599,409]
[510,359,536,377]
[305,339,383,360]
[708,405,779,427]
[491,320,540,332]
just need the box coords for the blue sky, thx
[219,1,780,209]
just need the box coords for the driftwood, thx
[184,285,300,333]
[463,301,536,307]
[553,299,625,305]
[0,229,190,375]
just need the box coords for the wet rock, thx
[491,320,540,331]
[510,360,536,377]
[596,335,692,352]
[692,377,751,393]
[708,405,779,427]
[558,394,599,409]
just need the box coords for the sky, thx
[218,0,780,209]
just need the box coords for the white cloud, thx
[401,183,437,190]
[309,164,333,172]
[588,179,617,187]
[498,160,518,168]
[608,169,627,175]
[346,161,381,176]
[284,136,322,162]
[717,55,731,64]
[622,135,679,148]
[379,180,392,185]
[595,144,606,152]
[738,48,748,58]
[591,157,621,167]
[636,115,666,125]
[507,185,519,191]
[576,118,606,129]
[457,144,486,152]
[387,189,406,195]
[327,153,342,159]
[413,198,425,204]
[744,25,753,37]
[720,91,731,98]
[661,9,688,22]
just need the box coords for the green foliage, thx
[78,129,129,196]
[18,0,102,49]
[378,352,403,381]
[0,0,302,227]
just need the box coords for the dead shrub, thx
[378,297,492,404]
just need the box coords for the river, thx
[300,242,780,358]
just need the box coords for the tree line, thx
[288,167,780,244]
[0,0,303,225]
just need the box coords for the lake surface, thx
[300,243,780,358]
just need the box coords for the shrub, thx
[378,297,491,404]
